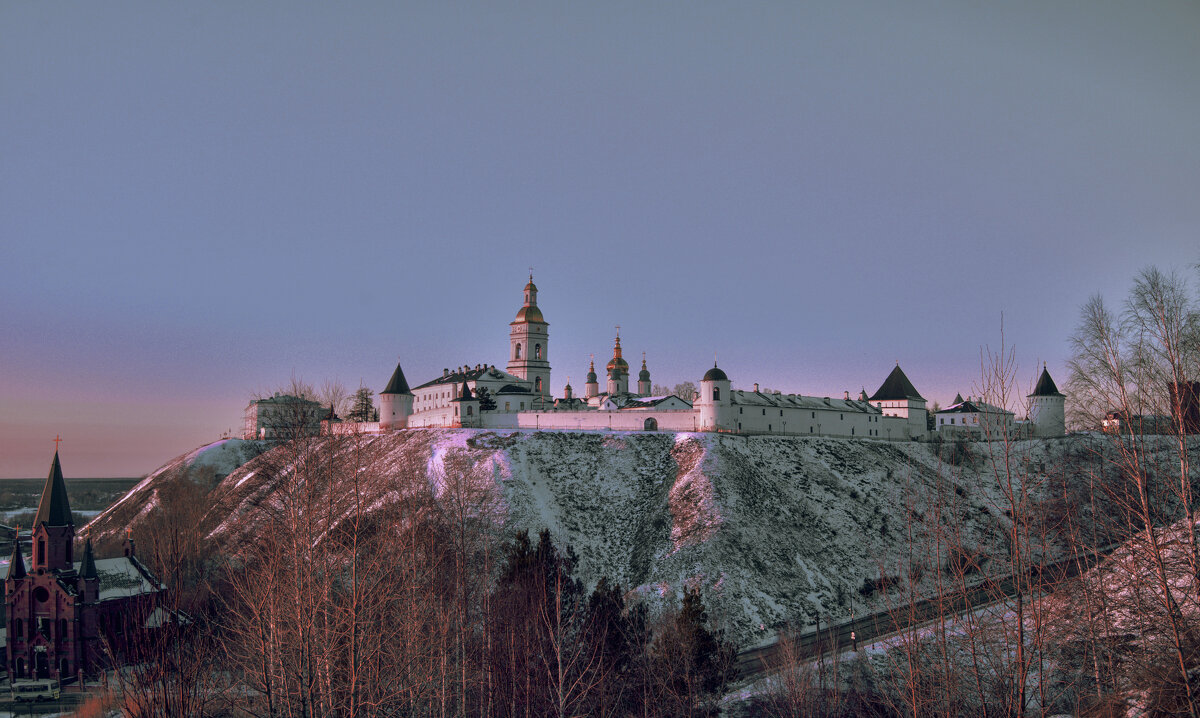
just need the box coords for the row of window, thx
[730,423,884,437]
[11,617,68,642]
[453,401,526,414]
[736,408,884,423]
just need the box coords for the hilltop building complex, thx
[350,277,1065,441]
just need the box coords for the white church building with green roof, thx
[365,276,1066,441]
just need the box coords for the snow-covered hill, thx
[88,438,268,535]
[87,430,1080,644]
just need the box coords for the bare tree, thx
[1064,265,1200,716]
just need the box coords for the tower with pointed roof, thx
[379,361,415,431]
[507,275,551,399]
[451,379,481,428]
[1028,365,1066,438]
[868,364,929,439]
[32,450,75,572]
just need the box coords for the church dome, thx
[639,363,650,382]
[702,363,728,382]
[514,305,544,323]
[606,335,628,374]
[586,360,598,383]
[606,356,629,373]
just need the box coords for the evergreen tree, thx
[653,586,738,717]
[347,386,375,422]
[474,385,497,411]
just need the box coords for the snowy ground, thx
[86,429,1093,645]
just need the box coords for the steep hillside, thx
[87,430,1075,644]
[88,438,268,540]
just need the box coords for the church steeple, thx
[605,331,630,395]
[6,536,26,580]
[35,451,72,528]
[638,353,652,396]
[32,449,75,572]
[508,274,551,398]
[585,357,599,399]
[79,538,97,580]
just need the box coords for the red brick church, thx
[5,450,165,681]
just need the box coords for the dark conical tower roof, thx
[869,365,924,402]
[80,538,97,580]
[452,380,473,401]
[1029,366,1064,397]
[382,363,412,395]
[34,451,72,527]
[6,539,26,580]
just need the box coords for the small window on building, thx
[505,402,510,411]
[739,407,743,414]
[762,409,766,416]
[535,344,542,359]
[535,377,542,392]
[737,422,742,430]
[59,618,66,638]
[713,387,721,401]
[515,343,522,359]
[466,406,473,416]
[812,412,816,419]
[851,427,855,435]
[520,402,525,410]
[950,418,955,425]
[768,424,772,431]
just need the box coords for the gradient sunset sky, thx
[3,2,1199,477]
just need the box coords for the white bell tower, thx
[507,274,551,398]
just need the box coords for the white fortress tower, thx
[507,275,551,398]
[697,363,732,431]
[1028,365,1066,437]
[868,364,928,440]
[379,362,414,430]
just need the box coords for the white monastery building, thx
[357,277,1068,441]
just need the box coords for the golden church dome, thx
[514,305,544,323]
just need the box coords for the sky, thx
[3,2,1199,478]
